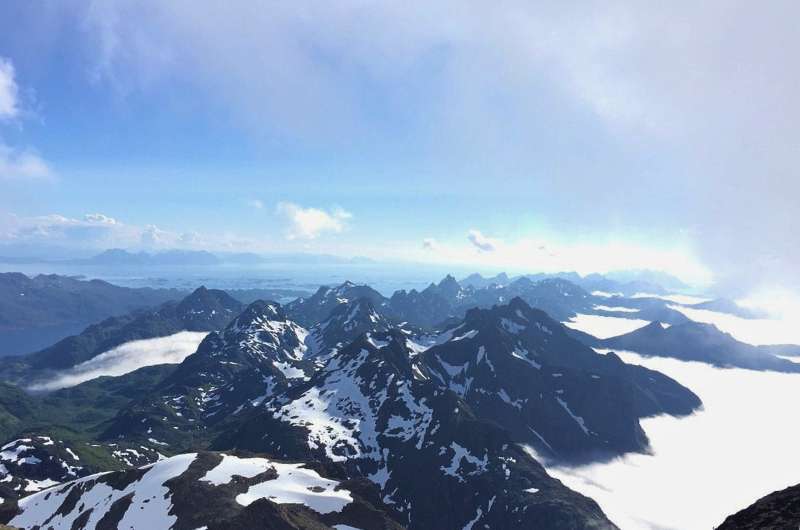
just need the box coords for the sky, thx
[0,1,798,293]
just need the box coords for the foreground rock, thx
[717,483,800,529]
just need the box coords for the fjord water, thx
[541,350,800,530]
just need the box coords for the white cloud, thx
[247,199,264,209]
[0,143,53,181]
[28,331,208,391]
[0,211,269,254]
[276,202,351,240]
[0,58,19,120]
[1,212,167,249]
[140,224,168,247]
[83,213,118,225]
[467,229,497,252]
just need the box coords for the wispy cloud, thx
[0,56,54,181]
[0,58,19,120]
[0,143,53,181]
[276,202,351,240]
[1,212,213,252]
[247,199,264,209]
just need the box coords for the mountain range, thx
[0,287,242,387]
[0,273,311,358]
[458,270,689,296]
[0,273,183,357]
[0,272,797,528]
[47,292,696,528]
[289,275,707,332]
[0,288,641,528]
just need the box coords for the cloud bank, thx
[541,350,800,530]
[29,331,208,391]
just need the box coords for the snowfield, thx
[11,453,197,530]
[235,460,353,514]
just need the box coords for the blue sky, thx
[1,1,798,291]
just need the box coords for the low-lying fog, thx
[540,350,800,530]
[29,331,208,391]
[669,304,800,345]
[564,314,651,339]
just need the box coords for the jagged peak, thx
[507,296,532,313]
[438,274,459,286]
[318,297,388,330]
[313,284,332,296]
[227,300,286,331]
[454,297,559,341]
[510,276,535,288]
[638,320,668,333]
[324,328,419,379]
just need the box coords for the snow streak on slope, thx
[11,453,197,529]
[563,314,650,339]
[29,331,208,391]
[538,350,800,530]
